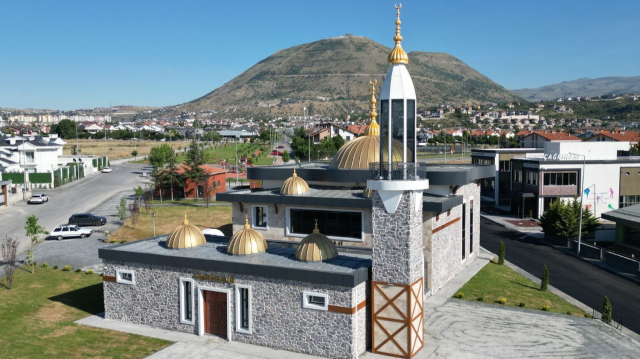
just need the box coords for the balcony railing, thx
[369,162,428,181]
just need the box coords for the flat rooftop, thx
[99,236,371,288]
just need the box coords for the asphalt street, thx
[0,163,152,254]
[480,216,640,335]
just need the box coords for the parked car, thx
[68,213,107,226]
[28,194,49,204]
[271,150,284,155]
[102,167,113,173]
[277,145,285,148]
[51,224,93,240]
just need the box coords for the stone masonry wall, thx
[425,183,480,293]
[371,190,424,284]
[232,202,373,247]
[103,260,365,359]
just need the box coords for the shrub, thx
[87,269,94,275]
[498,297,506,304]
[584,313,592,318]
[41,262,48,268]
[542,305,551,311]
[519,302,526,308]
[498,241,505,265]
[53,265,59,269]
[120,240,126,244]
[75,268,82,273]
[567,311,572,315]
[540,265,549,292]
[62,265,71,271]
[477,297,483,302]
[454,292,464,299]
[602,296,612,324]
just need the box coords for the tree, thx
[201,175,216,208]
[540,265,549,291]
[164,155,183,201]
[282,150,291,163]
[148,144,173,168]
[498,241,505,265]
[131,149,138,161]
[1,235,19,289]
[183,141,206,201]
[128,201,141,229]
[25,215,48,274]
[51,119,77,139]
[602,296,612,324]
[116,197,128,239]
[540,198,599,239]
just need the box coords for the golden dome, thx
[166,214,206,249]
[388,4,408,64]
[280,168,310,195]
[227,216,268,256]
[295,221,338,262]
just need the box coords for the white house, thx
[0,136,63,173]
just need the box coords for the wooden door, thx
[203,291,227,337]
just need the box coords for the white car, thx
[28,194,49,204]
[102,167,113,173]
[51,225,93,240]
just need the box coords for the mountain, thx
[513,76,640,102]
[177,35,521,118]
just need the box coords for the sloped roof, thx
[523,131,581,141]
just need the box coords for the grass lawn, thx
[453,261,588,316]
[111,204,232,242]
[134,143,277,166]
[0,266,169,358]
[64,139,190,160]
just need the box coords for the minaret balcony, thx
[369,162,428,181]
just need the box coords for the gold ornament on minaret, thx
[387,3,409,64]
[166,213,206,249]
[364,80,380,136]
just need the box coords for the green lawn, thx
[453,261,588,316]
[0,266,170,358]
[136,143,279,166]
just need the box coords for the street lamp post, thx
[235,135,239,187]
[570,152,586,255]
[152,212,156,238]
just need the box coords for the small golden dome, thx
[295,221,338,262]
[388,4,408,64]
[166,214,206,249]
[227,216,268,255]
[280,168,310,195]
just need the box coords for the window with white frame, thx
[252,205,268,229]
[180,278,194,324]
[235,285,252,334]
[302,291,329,311]
[115,269,135,285]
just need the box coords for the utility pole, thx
[235,135,239,186]
[571,152,586,255]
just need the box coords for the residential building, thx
[0,135,63,173]
[520,131,581,148]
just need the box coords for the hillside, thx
[175,35,521,118]
[513,76,640,102]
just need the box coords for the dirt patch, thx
[44,325,78,338]
[33,302,74,326]
[29,284,44,289]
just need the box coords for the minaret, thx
[379,3,417,169]
[367,4,427,358]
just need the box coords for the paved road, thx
[0,163,152,254]
[480,216,640,335]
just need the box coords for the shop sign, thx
[542,153,580,161]
[194,273,235,283]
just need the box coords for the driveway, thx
[480,216,640,336]
[0,163,152,254]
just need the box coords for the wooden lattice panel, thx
[372,278,424,358]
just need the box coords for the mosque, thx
[99,5,493,359]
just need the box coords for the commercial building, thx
[509,141,640,218]
[100,6,492,359]
[602,203,640,249]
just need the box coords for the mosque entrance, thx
[203,290,227,337]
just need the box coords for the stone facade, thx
[423,183,481,294]
[371,190,424,285]
[232,202,373,247]
[103,260,367,359]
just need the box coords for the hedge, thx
[2,172,25,184]
[62,167,68,178]
[92,159,98,167]
[28,172,52,184]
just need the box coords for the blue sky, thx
[2,0,639,110]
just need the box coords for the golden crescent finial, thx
[293,168,297,177]
[388,3,408,64]
[369,79,377,86]
[244,214,250,229]
[395,3,402,11]
[183,213,189,225]
[313,219,320,233]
